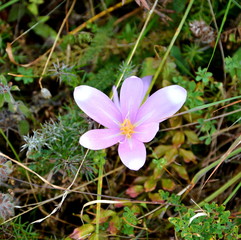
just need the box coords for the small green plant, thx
[21,107,98,179]
[0,75,19,108]
[0,75,31,123]
[225,56,240,74]
[48,60,81,87]
[183,43,205,66]
[14,66,34,84]
[159,190,183,210]
[169,202,241,240]
[172,76,204,109]
[118,22,138,42]
[195,67,213,85]
[152,157,167,170]
[196,118,216,145]
[11,217,40,240]
[225,50,241,86]
[121,207,138,235]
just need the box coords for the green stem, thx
[191,147,241,186]
[207,0,232,69]
[231,0,241,9]
[0,0,19,11]
[114,0,159,92]
[198,171,241,207]
[223,181,241,205]
[145,0,195,97]
[95,153,105,239]
[0,129,20,161]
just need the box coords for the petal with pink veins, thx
[79,129,124,150]
[74,86,122,128]
[136,85,187,125]
[133,122,159,142]
[120,76,144,122]
[118,138,146,170]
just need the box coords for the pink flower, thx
[74,76,187,171]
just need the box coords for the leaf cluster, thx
[21,107,97,179]
[169,202,241,240]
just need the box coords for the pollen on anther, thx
[120,119,135,138]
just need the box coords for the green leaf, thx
[18,101,31,117]
[92,209,115,224]
[144,177,157,192]
[148,192,164,203]
[171,164,189,181]
[18,120,30,135]
[165,148,178,164]
[67,224,94,239]
[179,148,197,163]
[161,178,176,191]
[0,75,7,85]
[225,47,241,78]
[4,92,12,104]
[10,85,20,91]
[0,94,4,108]
[172,131,185,146]
[15,67,34,84]
[153,145,173,158]
[8,3,26,22]
[29,17,57,39]
[27,3,38,16]
[184,130,199,144]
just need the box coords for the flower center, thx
[120,119,135,138]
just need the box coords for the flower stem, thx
[95,152,105,239]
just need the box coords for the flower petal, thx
[79,129,124,150]
[141,75,152,98]
[136,85,187,125]
[120,76,144,122]
[133,122,159,142]
[74,85,122,128]
[112,86,120,110]
[118,138,146,170]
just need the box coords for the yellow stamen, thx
[120,119,135,138]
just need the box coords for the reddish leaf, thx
[126,185,144,198]
[68,224,94,240]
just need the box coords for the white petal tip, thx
[79,135,89,148]
[125,159,145,171]
[74,86,93,103]
[168,86,187,105]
